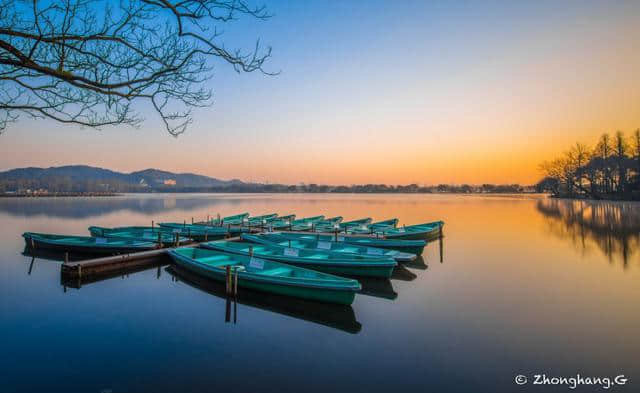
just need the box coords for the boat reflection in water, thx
[537,199,640,268]
[166,265,362,334]
[356,277,398,300]
[391,264,418,281]
[404,255,428,270]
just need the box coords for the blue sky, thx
[1,0,639,184]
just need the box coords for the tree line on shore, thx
[0,179,532,195]
[538,129,640,200]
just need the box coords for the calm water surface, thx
[0,194,638,393]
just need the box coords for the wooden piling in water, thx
[225,265,232,295]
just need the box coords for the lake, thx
[1,193,638,393]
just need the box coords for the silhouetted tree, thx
[0,0,273,135]
[540,130,640,200]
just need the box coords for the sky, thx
[1,0,639,185]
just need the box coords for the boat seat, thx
[261,267,292,276]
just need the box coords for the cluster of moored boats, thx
[23,213,444,306]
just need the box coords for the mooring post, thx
[64,252,69,264]
[334,230,338,242]
[152,220,154,230]
[191,217,194,224]
[157,232,163,248]
[204,232,208,242]
[207,214,210,224]
[225,265,232,295]
[233,268,238,297]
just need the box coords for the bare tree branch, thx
[0,0,274,135]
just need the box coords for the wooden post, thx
[204,232,208,242]
[225,298,231,322]
[64,252,69,264]
[334,230,338,242]
[225,265,232,295]
[183,220,186,228]
[233,268,238,296]
[152,220,154,230]
[191,217,194,224]
[157,232,163,248]
[207,214,210,224]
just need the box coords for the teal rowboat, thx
[383,221,444,240]
[287,215,326,231]
[347,218,399,234]
[88,226,190,245]
[195,212,250,226]
[246,213,279,227]
[242,233,416,262]
[168,247,360,305]
[157,223,230,241]
[339,218,372,230]
[23,232,156,254]
[268,232,427,255]
[221,213,250,225]
[267,214,296,229]
[201,240,397,278]
[313,216,345,232]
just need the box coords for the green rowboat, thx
[339,217,372,230]
[347,218,399,234]
[168,247,360,305]
[242,233,416,262]
[288,215,326,231]
[157,223,230,241]
[383,221,444,240]
[88,226,190,245]
[246,213,279,226]
[23,232,157,254]
[268,232,427,255]
[201,240,397,278]
[221,213,250,225]
[267,214,296,230]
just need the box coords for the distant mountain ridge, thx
[0,165,243,192]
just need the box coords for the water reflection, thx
[537,199,640,268]
[167,265,362,334]
[357,277,398,300]
[404,256,428,270]
[0,195,252,219]
[391,265,418,281]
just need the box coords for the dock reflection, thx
[536,199,640,268]
[166,265,362,334]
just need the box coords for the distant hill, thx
[0,165,244,192]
